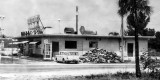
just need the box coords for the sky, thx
[0,0,160,37]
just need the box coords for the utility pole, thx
[0,16,5,37]
[58,19,61,34]
[76,6,78,34]
[0,16,5,63]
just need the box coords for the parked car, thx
[0,48,20,56]
[55,52,80,64]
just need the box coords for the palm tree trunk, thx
[135,25,141,77]
[121,16,124,62]
[134,0,141,77]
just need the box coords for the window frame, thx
[65,41,77,49]
[89,41,98,48]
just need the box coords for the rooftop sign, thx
[27,15,42,30]
[21,15,43,36]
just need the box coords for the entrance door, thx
[52,42,59,57]
[44,43,52,60]
[127,43,134,57]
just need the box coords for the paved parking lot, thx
[0,56,138,80]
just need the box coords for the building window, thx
[65,41,77,49]
[89,41,98,48]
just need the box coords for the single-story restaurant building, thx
[14,15,154,61]
[15,34,153,61]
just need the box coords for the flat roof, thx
[14,34,155,39]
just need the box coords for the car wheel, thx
[62,58,65,63]
[75,61,79,64]
[55,58,59,62]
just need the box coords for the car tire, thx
[55,58,59,63]
[62,58,65,63]
[75,61,79,64]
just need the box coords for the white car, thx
[55,51,80,63]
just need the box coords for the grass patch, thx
[47,72,160,80]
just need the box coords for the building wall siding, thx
[124,39,148,57]
[39,37,148,59]
[47,37,84,52]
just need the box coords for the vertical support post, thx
[0,16,5,64]
[12,39,13,63]
[76,6,78,34]
[58,19,61,34]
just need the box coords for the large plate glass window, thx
[65,41,77,49]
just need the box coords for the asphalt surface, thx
[0,62,137,80]
[0,56,137,79]
[0,63,136,73]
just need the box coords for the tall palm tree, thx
[118,0,152,77]
[130,0,151,77]
[118,0,129,62]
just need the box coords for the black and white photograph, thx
[0,0,160,80]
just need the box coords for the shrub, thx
[79,48,122,63]
[140,51,160,79]
[113,72,135,79]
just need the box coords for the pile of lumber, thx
[80,48,122,63]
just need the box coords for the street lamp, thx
[58,19,61,34]
[0,16,5,28]
[0,15,5,63]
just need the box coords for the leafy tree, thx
[143,28,155,36]
[155,31,160,40]
[155,32,160,51]
[118,0,152,77]
[126,28,155,36]
[125,26,135,36]
[149,31,160,52]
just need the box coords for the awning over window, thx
[9,41,29,44]
[29,42,38,44]
[21,41,29,43]
[9,42,20,44]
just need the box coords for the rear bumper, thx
[65,59,79,62]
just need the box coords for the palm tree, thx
[118,0,129,62]
[118,0,152,77]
